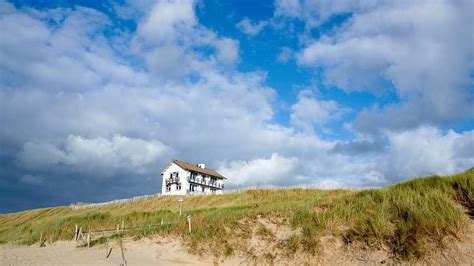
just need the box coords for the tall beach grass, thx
[0,168,472,260]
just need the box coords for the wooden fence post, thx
[105,238,113,258]
[186,214,192,233]
[121,220,124,233]
[75,227,81,247]
[178,198,184,216]
[87,230,91,248]
[39,231,43,247]
[78,227,82,239]
[119,238,127,266]
[73,225,78,240]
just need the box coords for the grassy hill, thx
[0,168,472,261]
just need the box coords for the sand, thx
[1,220,473,265]
[0,237,223,266]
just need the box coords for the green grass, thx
[0,168,472,260]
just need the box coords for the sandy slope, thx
[0,237,222,266]
[1,221,473,265]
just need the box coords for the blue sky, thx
[0,0,473,213]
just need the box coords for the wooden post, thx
[116,224,120,233]
[87,230,91,248]
[186,214,192,233]
[119,238,127,266]
[160,218,163,226]
[73,225,78,240]
[178,198,184,216]
[105,238,112,258]
[105,238,108,256]
[39,231,43,247]
[75,227,80,247]
[78,227,83,240]
[121,220,124,233]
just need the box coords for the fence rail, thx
[70,185,373,210]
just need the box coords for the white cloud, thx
[274,0,301,18]
[275,0,378,27]
[290,90,344,133]
[215,38,239,65]
[236,18,268,36]
[276,46,292,63]
[136,0,197,44]
[218,153,299,187]
[130,0,241,80]
[0,4,148,91]
[384,126,474,180]
[145,44,192,79]
[293,0,473,131]
[19,135,169,176]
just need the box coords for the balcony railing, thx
[188,177,223,189]
[187,189,221,195]
[165,177,180,184]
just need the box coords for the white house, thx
[161,159,226,195]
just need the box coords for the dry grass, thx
[0,168,472,261]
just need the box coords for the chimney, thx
[197,163,205,169]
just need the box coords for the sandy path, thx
[0,238,219,266]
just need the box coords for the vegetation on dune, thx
[0,168,472,260]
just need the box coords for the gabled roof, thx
[172,159,227,179]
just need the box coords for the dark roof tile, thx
[173,159,227,179]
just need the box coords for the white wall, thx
[161,162,225,195]
[161,163,189,195]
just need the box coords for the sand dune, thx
[1,222,473,266]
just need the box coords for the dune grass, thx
[0,168,472,260]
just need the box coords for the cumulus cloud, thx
[290,90,346,133]
[292,0,473,132]
[136,0,197,44]
[19,135,169,176]
[218,153,300,187]
[236,18,268,36]
[132,0,241,81]
[215,38,240,65]
[384,126,474,180]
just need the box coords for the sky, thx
[0,0,473,213]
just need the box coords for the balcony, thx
[188,177,223,189]
[165,177,180,184]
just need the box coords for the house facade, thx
[161,159,226,195]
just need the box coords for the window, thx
[166,184,171,192]
[189,184,195,192]
[177,183,182,190]
[202,186,205,192]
